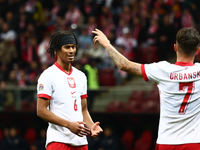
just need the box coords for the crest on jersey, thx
[39,84,44,91]
[67,77,76,88]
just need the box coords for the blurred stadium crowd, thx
[0,0,200,149]
[1,0,200,89]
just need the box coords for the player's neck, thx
[176,55,194,64]
[56,60,71,73]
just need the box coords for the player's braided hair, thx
[47,31,79,58]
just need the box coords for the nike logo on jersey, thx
[71,91,76,94]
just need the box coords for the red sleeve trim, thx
[141,64,149,81]
[37,94,51,100]
[81,94,88,99]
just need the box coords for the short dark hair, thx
[47,31,78,58]
[176,27,200,55]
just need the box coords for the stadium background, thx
[0,0,200,150]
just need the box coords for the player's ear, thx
[174,44,177,52]
[195,47,200,55]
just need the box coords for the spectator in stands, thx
[120,5,132,24]
[82,58,99,110]
[3,69,18,108]
[64,3,82,28]
[78,27,93,51]
[24,0,44,22]
[121,129,135,150]
[24,127,37,145]
[116,19,129,37]
[141,18,159,49]
[0,127,29,150]
[5,11,16,30]
[26,61,40,85]
[157,14,176,60]
[24,23,37,40]
[0,128,10,149]
[99,6,113,28]
[86,42,113,69]
[17,23,38,63]
[99,17,114,37]
[87,16,97,36]
[132,130,153,150]
[181,8,194,28]
[18,13,28,34]
[26,37,39,64]
[33,129,46,150]
[15,5,32,34]
[0,88,6,109]
[38,32,54,66]
[6,70,18,87]
[0,62,10,82]
[0,22,17,41]
[115,27,137,60]
[0,39,18,67]
[97,126,119,150]
[47,0,60,26]
[86,42,105,60]
[17,70,28,88]
[130,17,142,40]
[169,3,182,30]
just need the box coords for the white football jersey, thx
[141,61,200,144]
[37,62,88,146]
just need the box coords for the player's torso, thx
[49,66,85,121]
[158,63,200,116]
[156,63,200,144]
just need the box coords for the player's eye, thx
[65,46,70,49]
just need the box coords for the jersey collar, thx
[175,62,194,66]
[54,62,73,75]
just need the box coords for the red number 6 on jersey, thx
[179,82,194,115]
[74,99,78,111]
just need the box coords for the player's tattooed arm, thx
[105,44,142,76]
[93,29,142,76]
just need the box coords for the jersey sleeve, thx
[37,71,52,100]
[81,73,88,99]
[141,61,167,82]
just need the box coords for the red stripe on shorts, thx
[155,143,200,150]
[46,142,88,150]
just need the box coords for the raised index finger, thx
[92,30,98,35]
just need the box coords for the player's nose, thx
[69,47,75,53]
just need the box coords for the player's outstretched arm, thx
[92,29,142,76]
[37,97,90,137]
[81,98,103,137]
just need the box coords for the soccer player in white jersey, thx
[92,27,200,150]
[37,31,103,150]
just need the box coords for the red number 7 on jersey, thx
[179,82,194,115]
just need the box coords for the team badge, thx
[67,77,76,88]
[39,84,44,91]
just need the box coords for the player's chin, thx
[66,58,74,63]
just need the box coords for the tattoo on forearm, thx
[106,46,141,75]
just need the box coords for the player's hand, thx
[92,29,110,48]
[68,121,91,137]
[91,122,103,138]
